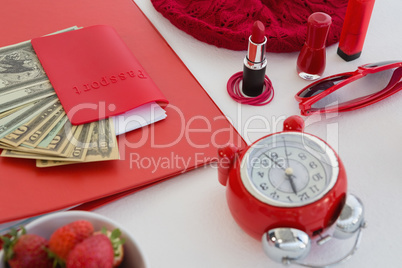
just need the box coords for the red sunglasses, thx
[295,61,402,115]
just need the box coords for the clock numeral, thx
[270,152,279,160]
[298,153,307,160]
[270,191,279,199]
[259,183,269,191]
[298,192,310,201]
[309,161,318,169]
[287,196,293,202]
[263,152,284,169]
[312,173,324,181]
[257,171,265,178]
[309,185,320,194]
[261,159,269,168]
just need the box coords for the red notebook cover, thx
[31,25,168,125]
[0,0,247,224]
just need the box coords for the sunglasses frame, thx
[295,61,402,115]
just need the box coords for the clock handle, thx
[217,144,239,186]
[283,115,305,132]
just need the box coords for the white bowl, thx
[0,211,147,268]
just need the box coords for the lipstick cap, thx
[337,0,375,61]
[306,12,332,49]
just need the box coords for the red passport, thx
[31,25,168,125]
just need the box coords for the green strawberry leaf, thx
[102,227,125,258]
[0,227,26,262]
[110,228,121,240]
[46,248,66,268]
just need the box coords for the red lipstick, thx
[337,0,375,61]
[251,21,265,43]
[242,21,267,97]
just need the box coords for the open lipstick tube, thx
[242,21,267,97]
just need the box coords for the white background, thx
[95,1,402,267]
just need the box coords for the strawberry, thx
[1,228,52,268]
[48,220,94,262]
[100,228,125,267]
[66,233,114,268]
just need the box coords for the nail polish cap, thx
[306,12,332,49]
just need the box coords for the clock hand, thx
[263,152,297,194]
[263,153,286,171]
[261,153,286,188]
[264,152,298,194]
[263,153,297,194]
[283,138,290,168]
[283,139,297,195]
[285,168,298,195]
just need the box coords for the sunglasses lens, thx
[311,68,398,110]
[298,75,351,98]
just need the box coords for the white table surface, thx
[94,1,402,267]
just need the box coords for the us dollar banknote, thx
[0,95,58,139]
[0,41,48,95]
[22,111,67,148]
[0,81,55,113]
[36,118,119,167]
[34,121,94,162]
[0,26,78,95]
[0,101,62,147]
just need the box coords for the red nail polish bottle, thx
[297,12,332,81]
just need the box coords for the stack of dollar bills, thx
[0,29,119,167]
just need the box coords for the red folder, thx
[0,0,246,224]
[31,25,168,125]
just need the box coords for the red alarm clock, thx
[218,116,365,265]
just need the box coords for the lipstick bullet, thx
[242,21,267,97]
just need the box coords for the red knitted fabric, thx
[151,0,348,52]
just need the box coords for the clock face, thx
[240,132,339,207]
